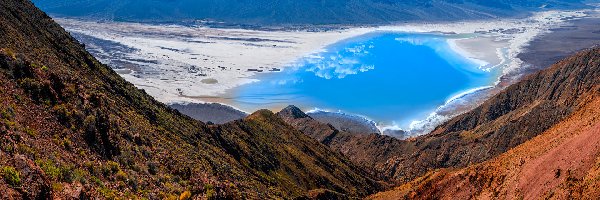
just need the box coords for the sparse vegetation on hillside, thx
[0,0,380,198]
[1,166,21,187]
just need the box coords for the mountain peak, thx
[278,105,311,119]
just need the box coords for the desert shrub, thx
[60,166,74,183]
[107,161,120,173]
[84,161,101,176]
[36,159,61,180]
[1,106,15,120]
[62,138,73,151]
[53,104,72,124]
[73,168,88,184]
[179,191,192,200]
[90,175,103,186]
[147,162,159,175]
[52,182,63,192]
[1,166,21,187]
[25,127,37,137]
[17,143,34,155]
[1,143,14,154]
[3,48,16,59]
[204,184,216,199]
[18,78,55,103]
[115,170,127,181]
[98,186,116,200]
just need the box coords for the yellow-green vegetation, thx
[115,170,127,181]
[62,137,72,150]
[17,143,34,155]
[179,191,192,200]
[51,182,63,192]
[35,159,61,180]
[106,161,120,174]
[98,186,117,199]
[2,48,16,59]
[24,126,37,137]
[1,166,21,187]
[1,106,15,120]
[204,184,216,198]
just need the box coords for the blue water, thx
[232,32,499,128]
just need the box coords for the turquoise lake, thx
[232,32,500,128]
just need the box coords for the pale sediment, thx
[56,9,593,137]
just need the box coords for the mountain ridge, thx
[31,0,589,26]
[0,0,381,198]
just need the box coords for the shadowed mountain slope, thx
[279,47,600,185]
[0,0,381,198]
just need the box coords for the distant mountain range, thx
[32,0,589,25]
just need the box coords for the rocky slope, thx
[279,47,600,186]
[277,106,407,181]
[369,48,600,199]
[0,0,381,199]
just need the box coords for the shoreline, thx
[57,9,592,137]
[395,9,591,136]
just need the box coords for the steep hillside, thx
[0,0,381,199]
[31,0,587,26]
[370,48,600,199]
[277,106,407,181]
[279,47,600,185]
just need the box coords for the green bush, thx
[1,166,21,187]
[204,184,216,199]
[115,170,127,181]
[107,161,120,174]
[36,159,61,180]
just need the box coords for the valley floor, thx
[56,9,589,105]
[54,9,599,136]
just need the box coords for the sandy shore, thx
[447,36,506,69]
[58,18,373,102]
[55,9,592,136]
[57,9,587,105]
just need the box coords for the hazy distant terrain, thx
[32,0,588,25]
